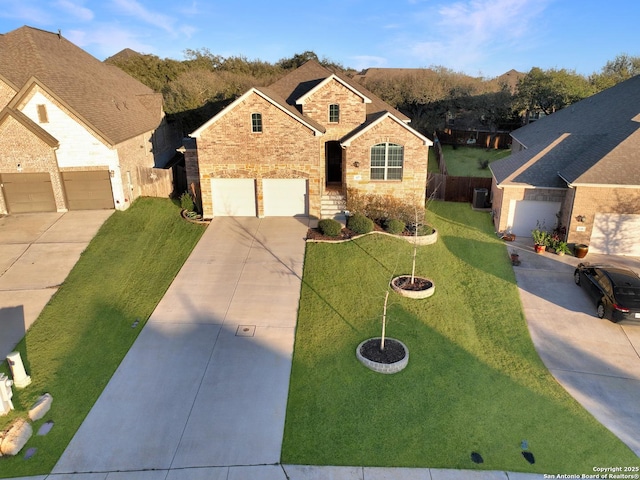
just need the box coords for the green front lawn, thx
[440,145,510,177]
[282,202,637,473]
[0,198,206,477]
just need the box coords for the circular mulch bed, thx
[356,337,409,374]
[390,275,435,299]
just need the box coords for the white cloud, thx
[54,0,94,22]
[0,3,53,25]
[350,55,388,71]
[110,0,175,34]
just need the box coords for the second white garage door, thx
[263,179,308,216]
[590,213,640,256]
[211,178,256,216]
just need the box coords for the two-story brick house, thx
[187,60,432,219]
[0,26,178,214]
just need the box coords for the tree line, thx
[105,50,640,137]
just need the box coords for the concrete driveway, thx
[510,240,640,456]
[52,216,310,476]
[0,211,113,359]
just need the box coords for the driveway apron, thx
[511,242,640,456]
[53,217,309,474]
[0,211,113,359]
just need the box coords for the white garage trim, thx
[508,199,560,237]
[211,178,256,216]
[263,179,308,216]
[590,213,640,256]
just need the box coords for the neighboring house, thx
[186,60,432,219]
[0,26,178,214]
[490,75,640,256]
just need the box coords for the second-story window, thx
[37,104,49,123]
[329,104,340,123]
[251,113,262,133]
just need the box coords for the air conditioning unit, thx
[473,188,488,209]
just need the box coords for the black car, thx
[574,263,640,323]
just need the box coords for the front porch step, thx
[320,192,346,220]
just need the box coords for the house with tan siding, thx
[0,26,178,214]
[187,60,432,219]
[490,75,640,256]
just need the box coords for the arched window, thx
[251,113,262,133]
[370,143,403,180]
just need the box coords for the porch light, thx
[353,161,360,168]
[576,215,586,222]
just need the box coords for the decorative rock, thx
[0,418,33,456]
[29,393,53,421]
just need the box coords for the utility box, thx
[473,188,488,209]
[0,373,14,415]
[7,351,31,388]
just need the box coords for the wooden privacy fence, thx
[427,172,492,203]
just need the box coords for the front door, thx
[325,141,342,184]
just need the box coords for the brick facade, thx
[192,64,431,219]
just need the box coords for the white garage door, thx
[211,178,256,216]
[590,213,640,256]
[263,179,308,216]
[508,200,561,237]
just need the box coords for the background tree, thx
[590,54,640,91]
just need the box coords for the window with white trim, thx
[329,104,340,123]
[370,143,403,180]
[251,113,262,133]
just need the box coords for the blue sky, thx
[1,0,638,78]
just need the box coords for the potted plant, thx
[531,227,549,253]
[555,241,571,256]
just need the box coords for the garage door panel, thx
[62,171,114,210]
[211,179,256,217]
[263,179,308,217]
[1,173,56,213]
[591,213,640,256]
[509,200,560,237]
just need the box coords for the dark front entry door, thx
[325,141,342,184]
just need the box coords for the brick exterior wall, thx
[0,115,65,212]
[196,92,323,218]
[301,79,367,138]
[0,79,16,109]
[344,118,429,207]
[567,186,640,244]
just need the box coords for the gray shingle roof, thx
[491,74,640,187]
[0,26,163,145]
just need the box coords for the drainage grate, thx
[236,325,256,337]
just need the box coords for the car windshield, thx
[614,286,640,307]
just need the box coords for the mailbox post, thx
[6,351,31,388]
[0,373,14,415]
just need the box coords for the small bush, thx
[347,213,374,234]
[384,218,406,235]
[180,191,195,212]
[318,219,342,237]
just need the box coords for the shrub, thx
[347,213,374,234]
[180,191,195,212]
[318,219,342,237]
[384,218,406,235]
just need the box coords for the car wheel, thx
[574,271,581,285]
[597,302,606,319]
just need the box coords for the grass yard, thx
[440,145,511,177]
[0,198,206,477]
[282,201,637,473]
